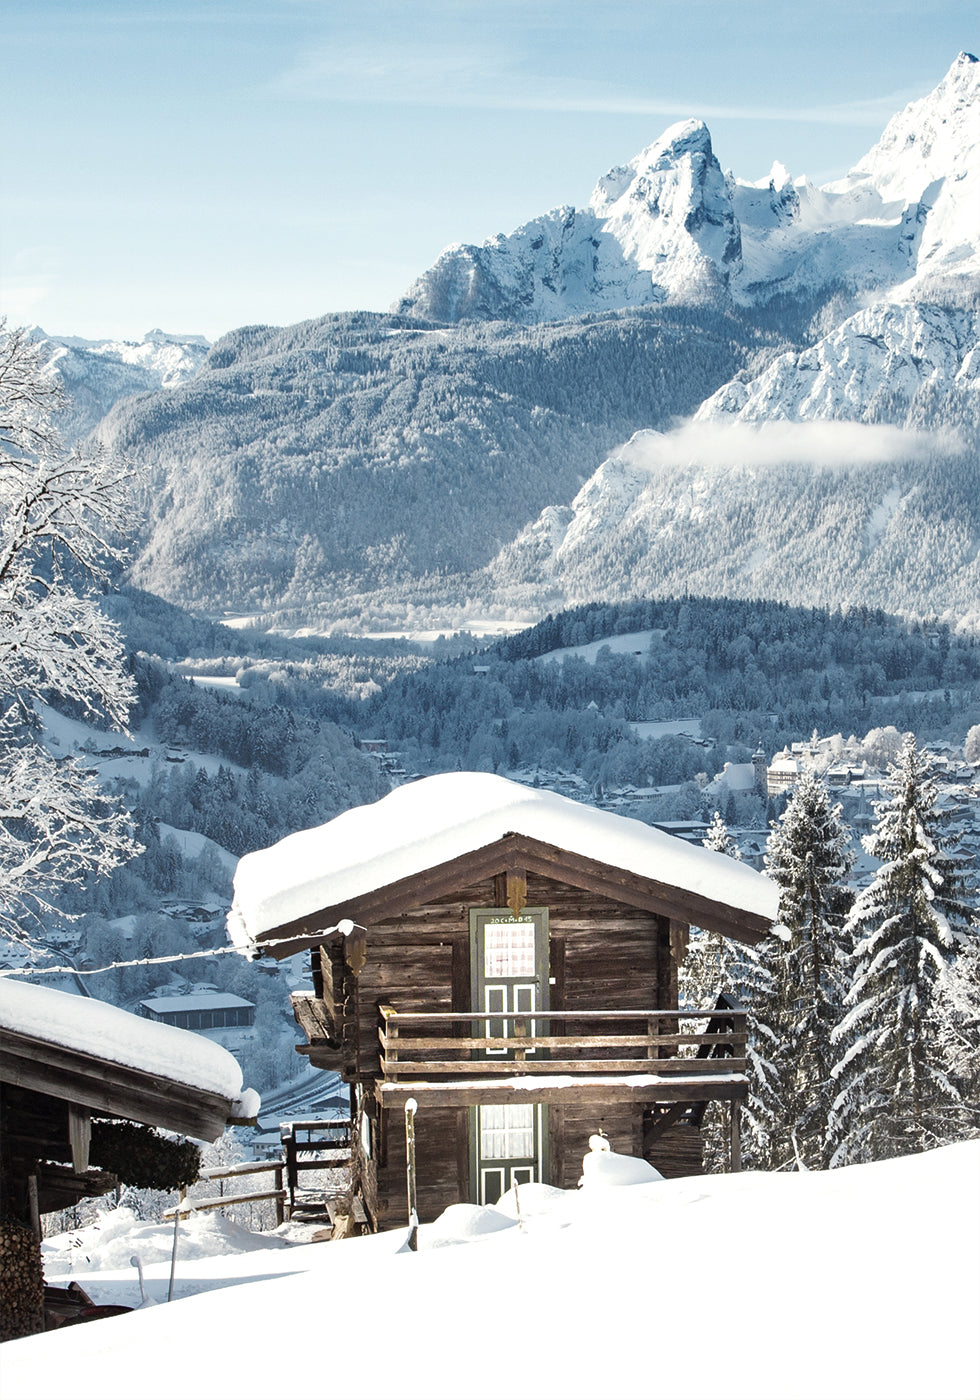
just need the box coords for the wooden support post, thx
[27,1173,40,1240]
[68,1107,91,1173]
[168,1192,183,1301]
[274,1165,285,1226]
[730,1098,742,1174]
[405,1097,419,1251]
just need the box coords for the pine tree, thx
[830,734,973,1163]
[681,812,779,1170]
[763,769,853,1169]
[935,933,980,1135]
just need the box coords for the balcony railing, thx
[378,1006,746,1081]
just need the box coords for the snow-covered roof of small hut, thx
[0,977,259,1119]
[229,771,778,948]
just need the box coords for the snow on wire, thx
[0,918,361,979]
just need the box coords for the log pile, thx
[0,1221,44,1341]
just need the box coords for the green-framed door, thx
[469,907,549,1055]
[471,1103,547,1205]
[468,908,549,1203]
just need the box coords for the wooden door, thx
[469,909,549,1203]
[470,908,549,1056]
[473,1104,545,1204]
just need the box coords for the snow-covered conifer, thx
[830,734,973,1163]
[0,321,141,945]
[763,768,853,1169]
[682,812,778,1170]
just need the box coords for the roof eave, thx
[248,831,774,958]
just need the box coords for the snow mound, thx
[42,1206,290,1275]
[419,1202,517,1249]
[495,1180,570,1221]
[579,1135,664,1188]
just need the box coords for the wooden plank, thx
[164,1188,287,1219]
[379,1032,744,1051]
[199,1160,286,1181]
[381,1057,747,1076]
[382,1009,745,1024]
[380,1078,748,1108]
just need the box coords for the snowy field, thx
[539,627,665,664]
[5,1140,978,1400]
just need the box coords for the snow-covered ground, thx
[5,1140,978,1400]
[539,627,665,664]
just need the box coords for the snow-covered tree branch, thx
[0,319,141,945]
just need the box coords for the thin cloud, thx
[270,41,900,127]
[621,420,964,472]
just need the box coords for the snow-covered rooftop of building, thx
[140,993,254,1014]
[229,771,778,946]
[0,977,257,1116]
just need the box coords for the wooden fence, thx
[378,1007,746,1081]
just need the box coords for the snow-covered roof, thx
[140,993,254,1014]
[0,977,259,1130]
[229,772,778,949]
[714,761,757,792]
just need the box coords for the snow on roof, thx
[140,993,254,1014]
[0,977,256,1114]
[229,771,778,946]
[714,761,757,791]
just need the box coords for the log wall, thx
[346,869,685,1221]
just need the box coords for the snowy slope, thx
[4,1140,978,1400]
[29,326,210,439]
[697,300,980,423]
[398,54,979,322]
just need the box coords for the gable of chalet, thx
[229,772,778,956]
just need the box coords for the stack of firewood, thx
[0,1221,44,1341]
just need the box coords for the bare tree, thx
[0,320,141,945]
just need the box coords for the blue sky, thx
[2,1,976,341]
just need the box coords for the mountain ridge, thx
[73,54,980,632]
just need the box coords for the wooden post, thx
[384,1007,399,1079]
[27,1173,40,1240]
[168,1191,183,1301]
[730,1099,742,1173]
[404,1097,419,1251]
[68,1108,91,1173]
[274,1165,285,1226]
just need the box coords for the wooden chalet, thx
[229,773,778,1229]
[0,977,259,1338]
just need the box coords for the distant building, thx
[139,992,255,1031]
[766,752,799,795]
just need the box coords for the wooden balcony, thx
[377,1005,747,1109]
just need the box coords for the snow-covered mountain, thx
[31,326,210,440]
[395,119,741,322]
[483,290,980,618]
[398,53,980,323]
[77,54,980,630]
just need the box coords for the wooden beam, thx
[0,1032,238,1142]
[382,1057,747,1076]
[379,1077,748,1109]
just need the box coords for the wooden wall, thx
[340,865,695,1222]
[366,1105,468,1227]
[346,869,672,1079]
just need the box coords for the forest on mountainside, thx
[94,306,799,618]
[215,597,980,785]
